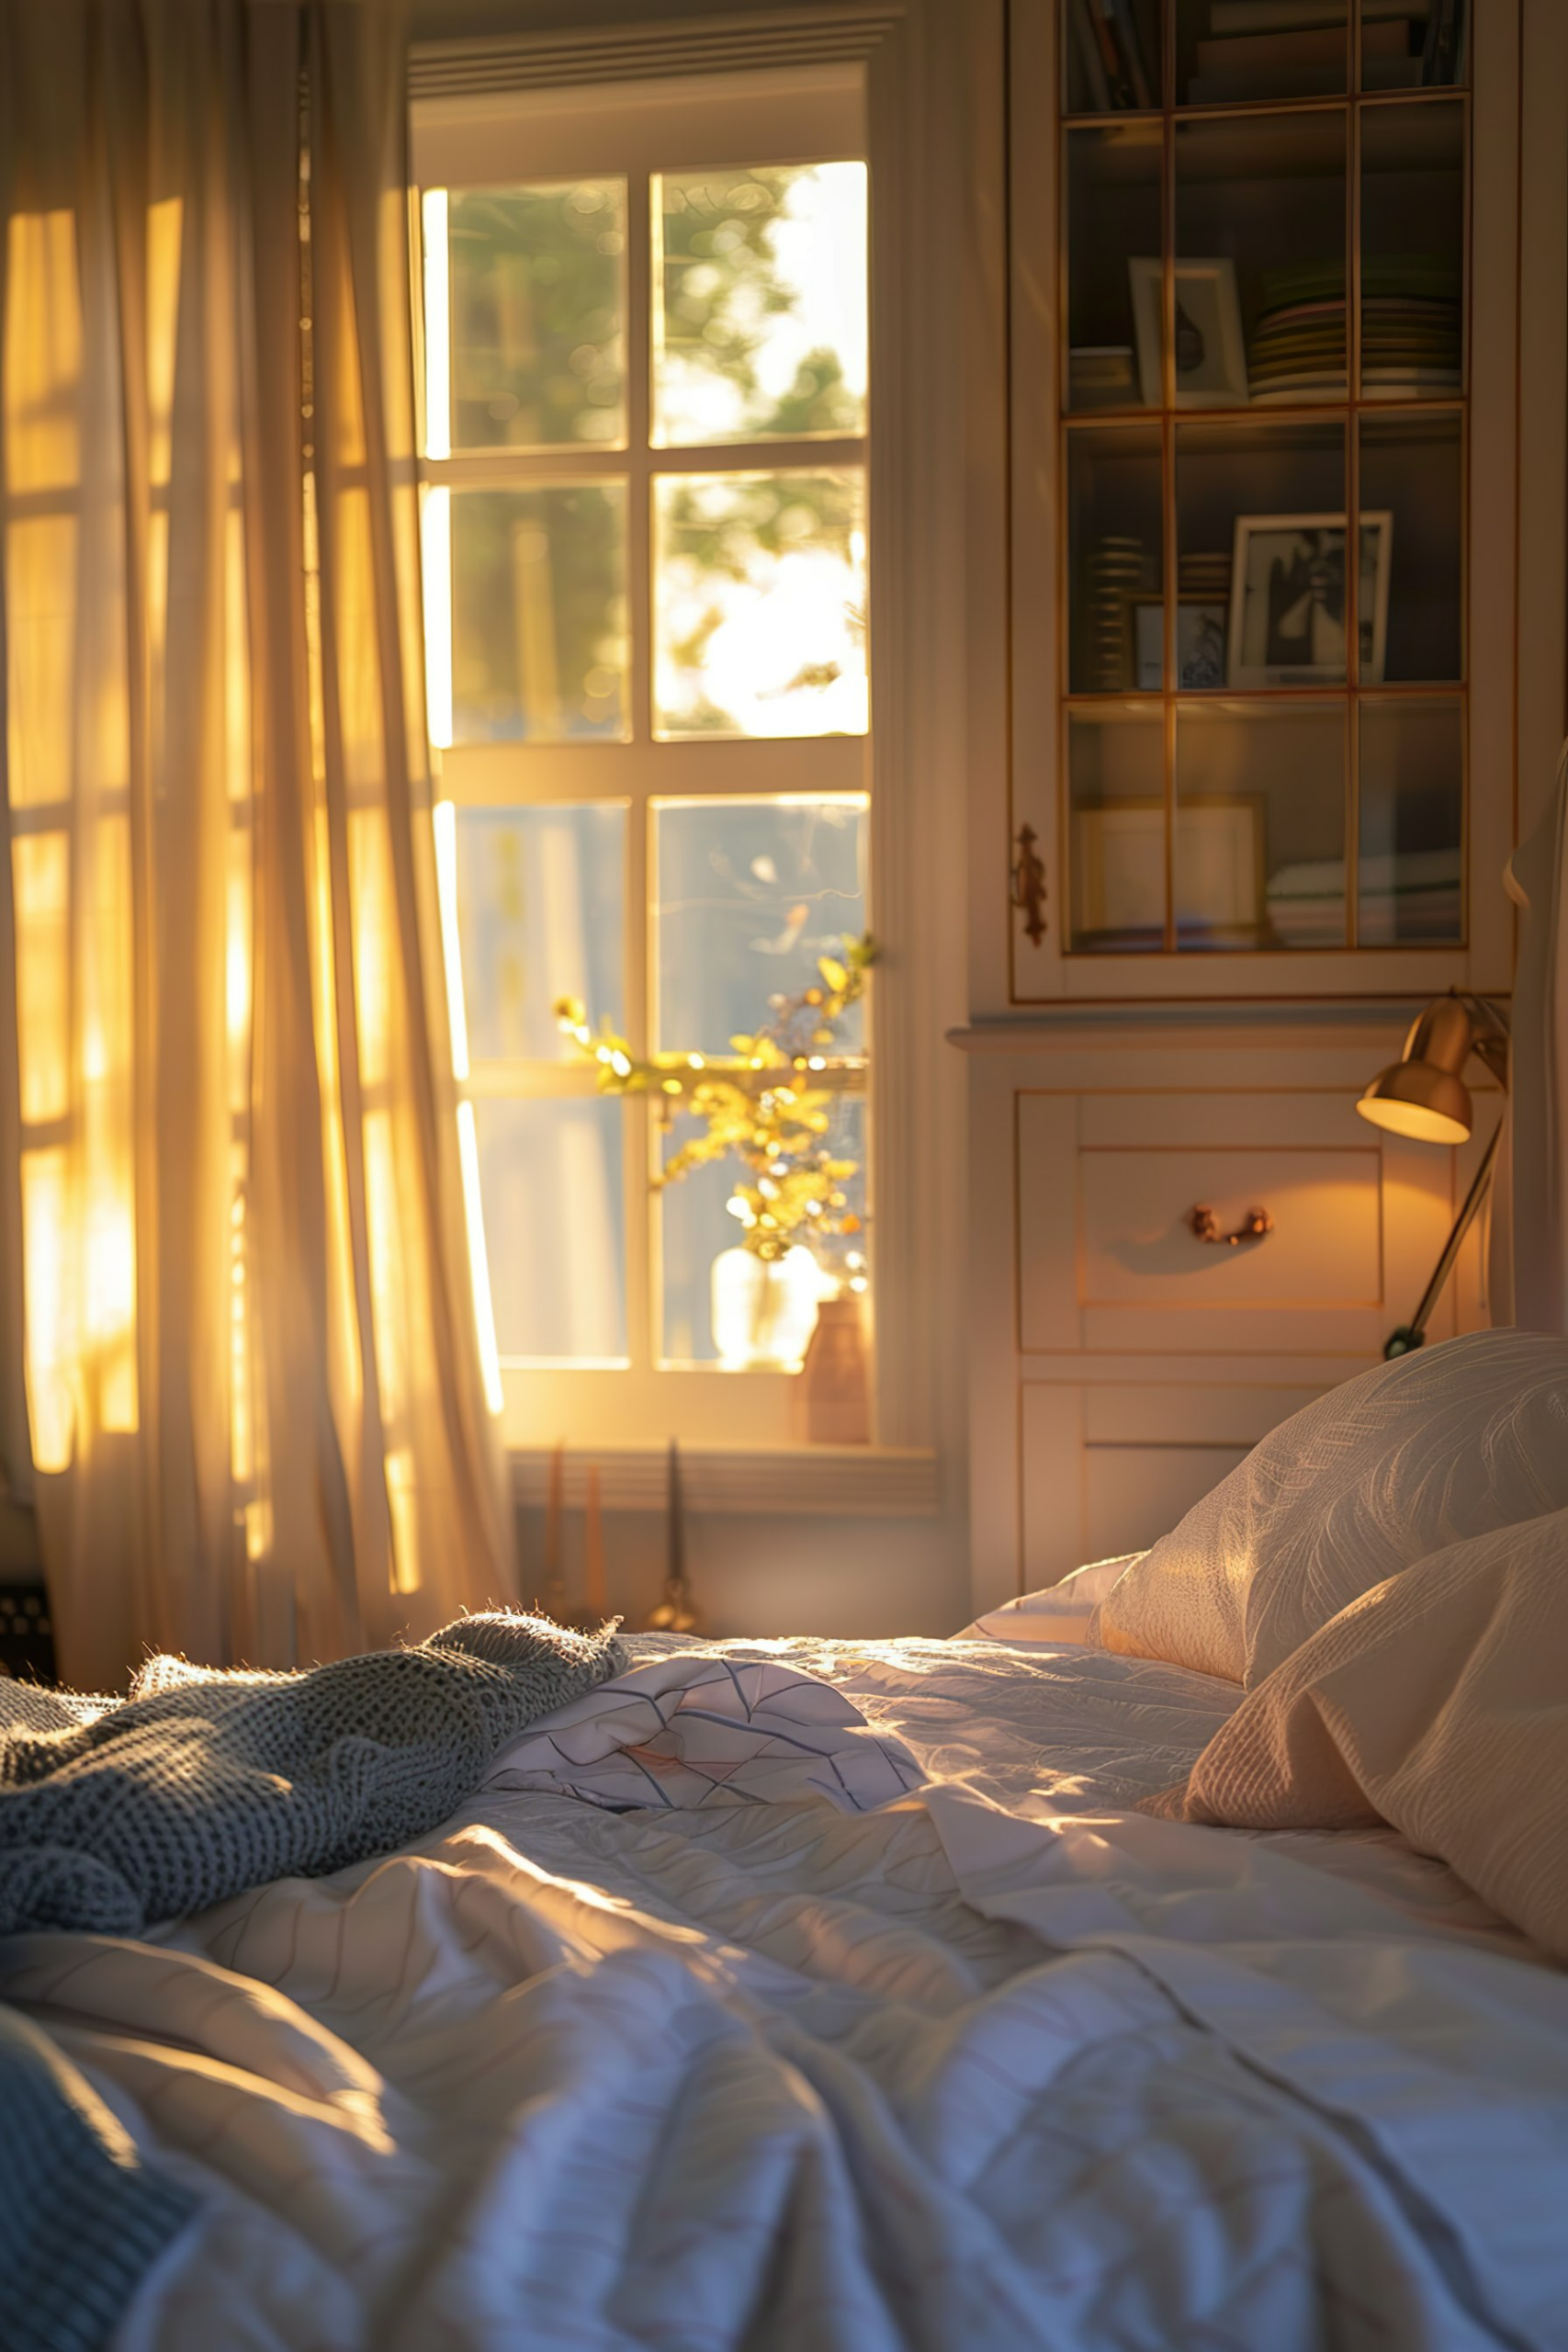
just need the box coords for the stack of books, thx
[1067,0,1156,112]
[1247,258,1460,405]
[1069,345,1138,408]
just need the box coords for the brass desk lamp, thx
[1356,991,1509,1358]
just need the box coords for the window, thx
[413,73,872,1446]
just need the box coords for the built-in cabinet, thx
[960,0,1564,1615]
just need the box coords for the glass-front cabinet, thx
[1010,0,1514,1000]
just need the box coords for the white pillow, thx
[956,1554,1141,1645]
[1092,1329,1568,1686]
[1171,1508,1568,1962]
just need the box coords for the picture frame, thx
[1226,513,1393,688]
[1128,594,1229,691]
[1072,797,1264,945]
[1127,258,1249,410]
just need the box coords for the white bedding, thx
[3,1634,1564,2351]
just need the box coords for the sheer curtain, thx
[0,0,515,1690]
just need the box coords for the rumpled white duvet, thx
[5,1634,1566,2351]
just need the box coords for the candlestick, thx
[543,1438,565,1611]
[583,1464,606,1615]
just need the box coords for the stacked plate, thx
[1082,535,1154,692]
[1069,345,1139,409]
[1179,549,1232,601]
[1247,257,1461,404]
[1248,261,1349,402]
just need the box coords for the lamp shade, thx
[1356,997,1474,1145]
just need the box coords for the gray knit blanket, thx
[0,1998,197,2352]
[0,1611,627,1937]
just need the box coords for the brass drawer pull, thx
[1190,1204,1274,1248]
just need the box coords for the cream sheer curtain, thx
[0,0,515,1689]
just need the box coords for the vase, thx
[799,1294,871,1443]
[710,1246,823,1372]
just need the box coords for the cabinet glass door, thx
[1059,0,1468,956]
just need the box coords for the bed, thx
[0,1615,1561,2351]
[6,1329,1568,2351]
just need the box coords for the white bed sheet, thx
[2,1635,1563,2351]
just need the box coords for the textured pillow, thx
[956,1555,1143,1645]
[1169,1508,1568,1962]
[1093,1329,1568,1686]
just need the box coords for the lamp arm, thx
[1383,1121,1503,1359]
[1457,991,1510,1087]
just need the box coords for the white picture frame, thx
[1226,513,1393,689]
[1127,257,1249,410]
[1073,797,1264,944]
[1131,596,1228,691]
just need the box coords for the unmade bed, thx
[6,1626,1565,2352]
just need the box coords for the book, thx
[1422,0,1464,85]
[1107,0,1156,105]
[1208,0,1424,28]
[1086,0,1137,107]
[1088,0,1153,109]
[1069,0,1112,109]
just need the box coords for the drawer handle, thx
[1190,1204,1274,1248]
[1010,823,1048,945]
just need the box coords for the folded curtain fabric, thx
[0,1611,626,1935]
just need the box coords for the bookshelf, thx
[1012,0,1503,992]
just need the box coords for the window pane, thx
[1358,698,1463,945]
[447,183,625,449]
[475,1096,626,1362]
[451,486,627,743]
[653,797,868,1057]
[1359,411,1462,683]
[653,164,867,447]
[652,470,867,739]
[1064,0,1161,111]
[1359,103,1463,399]
[660,1095,867,1366]
[1176,699,1346,950]
[1065,126,1160,413]
[1066,706,1166,952]
[455,805,625,1063]
[1175,417,1351,685]
[1177,112,1348,408]
[1177,2,1348,105]
[1067,426,1162,694]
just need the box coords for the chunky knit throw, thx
[0,1611,627,1936]
[0,1999,197,2352]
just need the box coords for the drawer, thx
[1080,1147,1381,1307]
[1021,1379,1325,1588]
[1019,1089,1457,1357]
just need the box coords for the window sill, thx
[509,1442,938,1518]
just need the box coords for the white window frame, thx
[410,3,961,1490]
[414,72,876,1449]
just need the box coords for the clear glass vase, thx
[710,1245,823,1372]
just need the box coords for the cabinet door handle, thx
[1189,1204,1274,1247]
[1010,823,1047,945]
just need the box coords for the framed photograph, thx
[1227,514,1393,687]
[1130,596,1228,691]
[1072,797,1264,944]
[1127,258,1249,409]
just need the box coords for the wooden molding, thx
[410,6,904,99]
[510,1442,938,1517]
